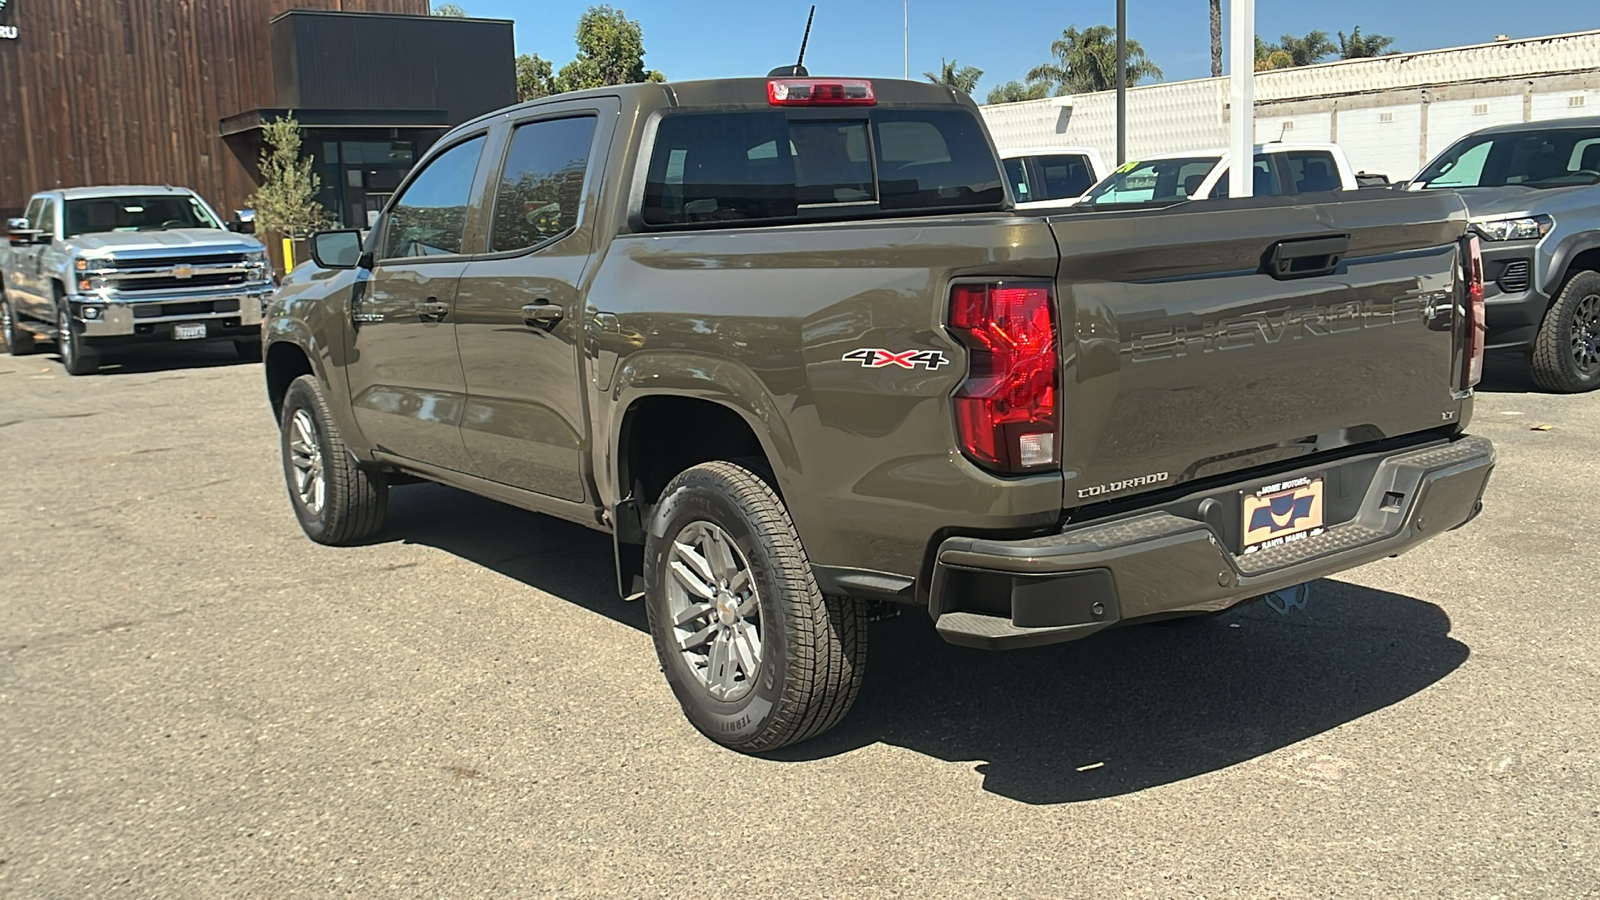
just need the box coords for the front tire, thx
[1,296,37,355]
[643,461,868,753]
[279,374,388,545]
[57,304,99,376]
[1530,269,1600,393]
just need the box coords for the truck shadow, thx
[386,483,1468,806]
[1476,350,1539,393]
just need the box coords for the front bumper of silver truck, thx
[70,283,273,342]
[928,435,1495,650]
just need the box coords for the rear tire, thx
[643,461,868,753]
[1,296,37,355]
[279,374,388,545]
[1530,269,1600,393]
[57,302,100,376]
[235,340,263,362]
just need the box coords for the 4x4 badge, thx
[841,348,950,370]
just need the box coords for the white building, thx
[980,30,1600,182]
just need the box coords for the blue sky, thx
[450,1,1597,94]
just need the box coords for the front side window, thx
[1083,156,1220,205]
[23,197,44,230]
[62,194,221,237]
[1416,129,1600,189]
[641,108,1003,227]
[383,135,487,259]
[490,116,598,253]
[1212,155,1283,198]
[37,199,59,235]
[1003,158,1032,201]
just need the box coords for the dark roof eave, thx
[219,108,452,137]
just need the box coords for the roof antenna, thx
[768,6,814,77]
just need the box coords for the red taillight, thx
[1466,235,1486,387]
[767,79,875,106]
[948,282,1059,472]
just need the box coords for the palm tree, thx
[924,59,984,96]
[1339,27,1397,59]
[986,80,1050,105]
[1276,31,1336,66]
[1209,0,1222,78]
[1027,24,1162,96]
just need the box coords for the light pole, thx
[1228,0,1255,197]
[1115,0,1127,165]
[903,0,909,80]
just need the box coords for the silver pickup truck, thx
[1,185,274,374]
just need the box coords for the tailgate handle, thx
[1263,235,1349,280]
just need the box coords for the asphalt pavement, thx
[1,344,1595,899]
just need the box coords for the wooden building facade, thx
[0,0,515,225]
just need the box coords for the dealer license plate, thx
[1242,475,1326,554]
[173,323,207,341]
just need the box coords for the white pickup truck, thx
[1,185,273,375]
[1077,142,1359,207]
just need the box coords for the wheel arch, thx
[1547,233,1600,297]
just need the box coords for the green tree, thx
[1257,31,1335,69]
[1209,0,1222,78]
[246,114,330,240]
[1027,24,1162,96]
[985,80,1050,105]
[1254,36,1294,71]
[924,58,983,95]
[556,5,665,91]
[516,53,558,101]
[1339,26,1397,58]
[432,3,467,15]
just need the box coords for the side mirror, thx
[5,218,34,247]
[309,229,367,270]
[229,209,257,234]
[6,217,29,234]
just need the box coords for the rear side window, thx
[1033,154,1095,201]
[1282,151,1342,192]
[490,116,598,253]
[641,108,1003,227]
[1213,155,1282,198]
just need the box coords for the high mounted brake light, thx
[948,282,1060,473]
[1465,235,1486,387]
[767,79,875,106]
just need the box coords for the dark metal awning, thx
[219,108,451,138]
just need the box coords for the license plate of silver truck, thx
[173,323,207,340]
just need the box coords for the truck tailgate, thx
[1050,190,1470,507]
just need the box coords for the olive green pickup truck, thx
[262,76,1496,752]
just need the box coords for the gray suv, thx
[1410,117,1600,391]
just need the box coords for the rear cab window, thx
[640,107,1004,228]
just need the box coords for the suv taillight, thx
[1465,235,1485,387]
[948,282,1059,472]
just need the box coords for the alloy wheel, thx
[1573,292,1600,376]
[665,520,763,701]
[288,408,327,515]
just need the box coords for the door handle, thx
[521,302,563,326]
[1262,234,1349,280]
[418,298,450,321]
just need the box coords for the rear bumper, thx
[929,435,1495,649]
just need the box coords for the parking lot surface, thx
[1,346,1595,899]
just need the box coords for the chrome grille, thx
[1497,260,1531,293]
[109,253,248,270]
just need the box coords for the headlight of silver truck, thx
[1471,215,1553,241]
[245,250,271,283]
[73,256,114,273]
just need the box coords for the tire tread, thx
[1530,270,1600,393]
